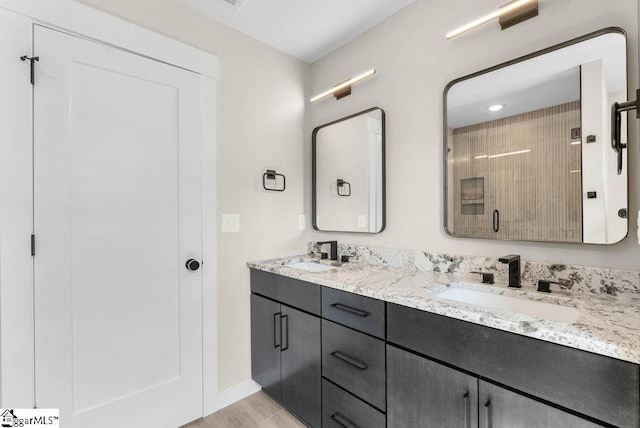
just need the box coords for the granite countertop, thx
[247,255,640,365]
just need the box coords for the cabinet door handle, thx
[330,412,359,428]
[463,391,470,428]
[330,351,368,371]
[484,400,492,428]
[330,303,370,318]
[492,210,500,233]
[273,312,281,348]
[280,314,289,351]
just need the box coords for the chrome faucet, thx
[317,241,338,261]
[499,254,521,288]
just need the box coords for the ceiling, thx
[177,0,416,63]
[447,32,627,129]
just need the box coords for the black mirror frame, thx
[442,27,629,245]
[312,107,386,233]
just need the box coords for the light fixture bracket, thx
[333,80,352,100]
[499,0,538,31]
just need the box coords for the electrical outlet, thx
[221,214,240,233]
[358,215,367,228]
[299,214,306,230]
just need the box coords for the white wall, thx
[70,0,640,403]
[309,0,640,271]
[72,0,310,393]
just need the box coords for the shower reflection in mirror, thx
[444,28,628,245]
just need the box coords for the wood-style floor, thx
[181,391,306,428]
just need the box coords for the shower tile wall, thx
[450,101,582,242]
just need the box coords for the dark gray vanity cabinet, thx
[387,344,479,428]
[250,271,322,428]
[387,302,640,428]
[478,381,600,428]
[250,294,283,400]
[320,287,387,427]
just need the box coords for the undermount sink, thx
[286,261,335,272]
[435,287,580,323]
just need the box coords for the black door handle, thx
[185,259,200,271]
[484,400,492,428]
[273,312,281,348]
[492,210,500,233]
[280,314,289,351]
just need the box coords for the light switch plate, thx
[358,215,367,228]
[298,214,306,230]
[221,214,240,233]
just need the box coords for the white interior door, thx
[33,25,203,428]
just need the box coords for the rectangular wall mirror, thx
[313,107,386,233]
[444,28,628,244]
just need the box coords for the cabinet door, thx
[387,345,478,428]
[281,305,321,428]
[479,381,600,428]
[251,294,282,400]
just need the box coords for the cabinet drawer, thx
[250,269,321,316]
[322,320,385,411]
[322,287,385,338]
[479,380,599,428]
[388,303,640,428]
[322,379,385,428]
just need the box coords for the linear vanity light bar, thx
[446,0,538,40]
[310,69,376,103]
[488,149,531,159]
[476,149,531,160]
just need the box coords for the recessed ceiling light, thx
[488,104,504,112]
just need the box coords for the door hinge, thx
[20,55,39,85]
[31,234,35,256]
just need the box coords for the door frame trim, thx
[0,0,219,417]
[0,0,219,78]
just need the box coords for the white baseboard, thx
[208,380,262,415]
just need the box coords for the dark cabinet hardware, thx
[330,351,368,371]
[463,392,470,428]
[185,259,200,271]
[273,312,281,348]
[484,400,492,428]
[20,55,39,85]
[330,303,370,318]
[492,209,500,232]
[331,412,359,428]
[537,279,568,293]
[337,179,352,197]
[263,169,286,192]
[611,89,639,175]
[619,208,628,219]
[341,255,350,263]
[471,271,494,284]
[586,135,597,143]
[587,191,597,199]
[281,314,289,351]
[317,240,338,261]
[498,254,521,288]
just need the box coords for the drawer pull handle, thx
[330,412,359,428]
[330,303,370,318]
[330,351,368,371]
